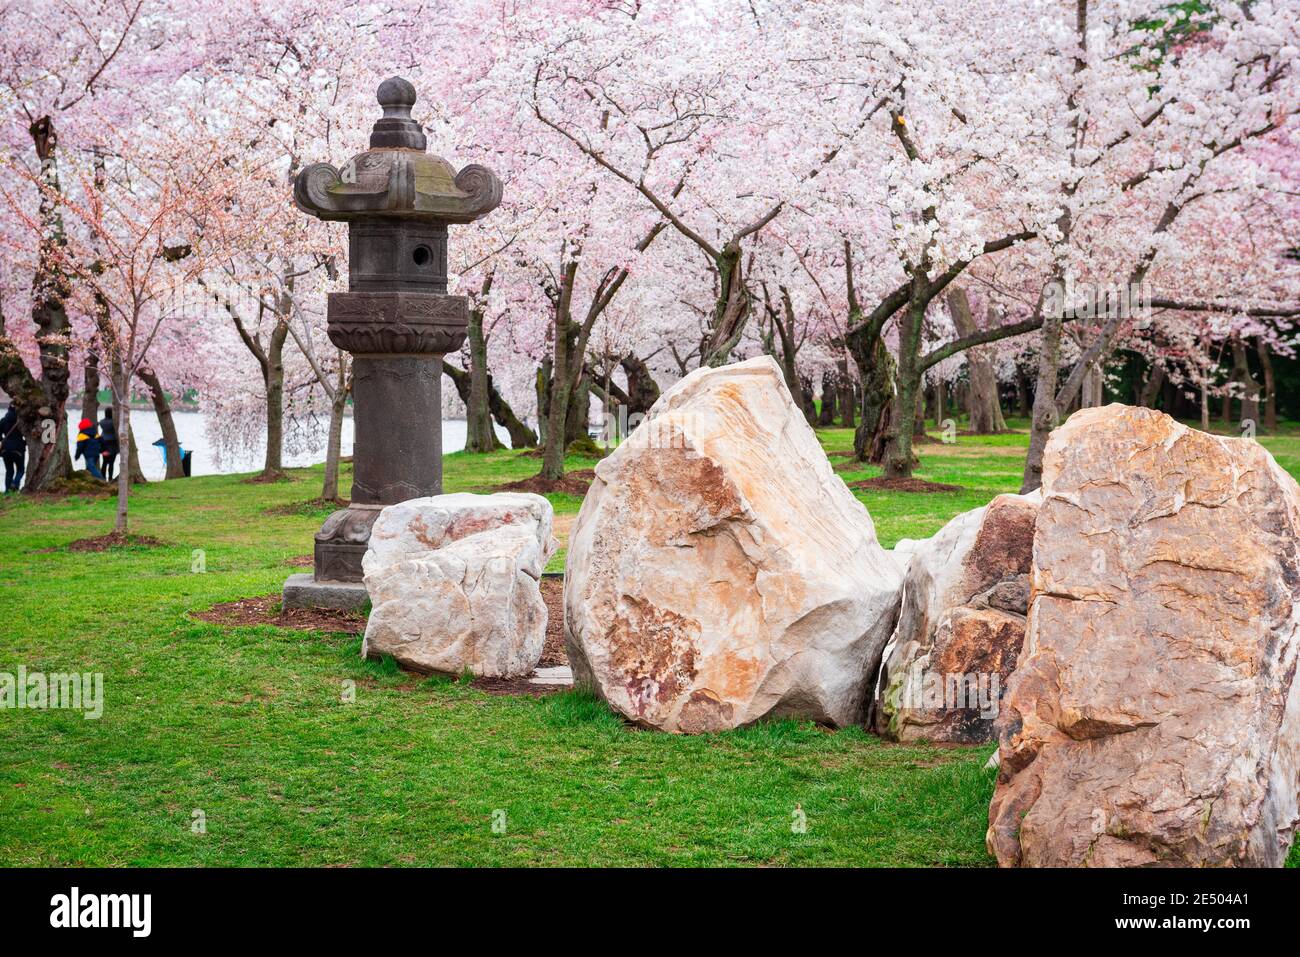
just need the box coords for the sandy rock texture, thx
[988,405,1300,867]
[564,356,903,732]
[873,491,1039,742]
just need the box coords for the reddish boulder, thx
[873,492,1039,742]
[988,405,1300,867]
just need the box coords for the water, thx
[65,410,506,481]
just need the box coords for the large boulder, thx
[564,355,902,733]
[872,491,1039,742]
[988,405,1300,867]
[362,492,558,677]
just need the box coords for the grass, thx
[2,417,1298,867]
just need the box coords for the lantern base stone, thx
[282,573,370,612]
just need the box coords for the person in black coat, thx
[99,408,119,481]
[1,406,26,493]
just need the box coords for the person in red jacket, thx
[74,417,104,480]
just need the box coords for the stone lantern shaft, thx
[283,77,502,607]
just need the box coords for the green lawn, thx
[2,419,1298,866]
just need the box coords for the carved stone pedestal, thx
[294,292,466,593]
[281,76,501,610]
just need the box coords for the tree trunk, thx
[12,116,74,490]
[126,418,146,485]
[800,377,817,426]
[838,359,855,429]
[1138,362,1165,408]
[884,300,925,480]
[929,376,946,425]
[114,399,131,532]
[818,370,836,426]
[564,374,591,446]
[262,322,288,475]
[138,366,184,479]
[1163,376,1181,418]
[445,363,536,448]
[540,284,574,481]
[1021,309,1064,493]
[701,242,750,367]
[947,288,1005,434]
[620,353,660,420]
[110,355,135,530]
[1256,337,1276,433]
[770,287,814,422]
[849,330,896,463]
[535,362,551,448]
[1233,338,1261,429]
[464,297,501,453]
[1221,339,1243,429]
[1081,361,1104,408]
[541,386,569,480]
[492,382,537,449]
[322,359,349,501]
[107,354,145,487]
[82,350,101,425]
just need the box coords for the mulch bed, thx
[469,675,568,697]
[21,474,115,501]
[848,477,963,493]
[241,470,293,485]
[66,531,166,552]
[538,576,567,667]
[282,554,315,567]
[191,595,365,634]
[490,469,594,496]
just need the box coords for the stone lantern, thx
[283,77,502,609]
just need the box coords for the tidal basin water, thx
[65,410,507,481]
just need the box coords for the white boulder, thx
[564,355,903,732]
[362,492,558,677]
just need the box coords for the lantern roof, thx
[293,77,502,225]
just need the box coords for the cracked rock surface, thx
[988,405,1300,867]
[362,492,558,677]
[564,356,903,732]
[873,490,1040,743]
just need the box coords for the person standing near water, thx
[75,417,104,480]
[1,405,25,492]
[99,408,119,481]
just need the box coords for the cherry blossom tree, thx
[4,116,225,528]
[0,0,168,489]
